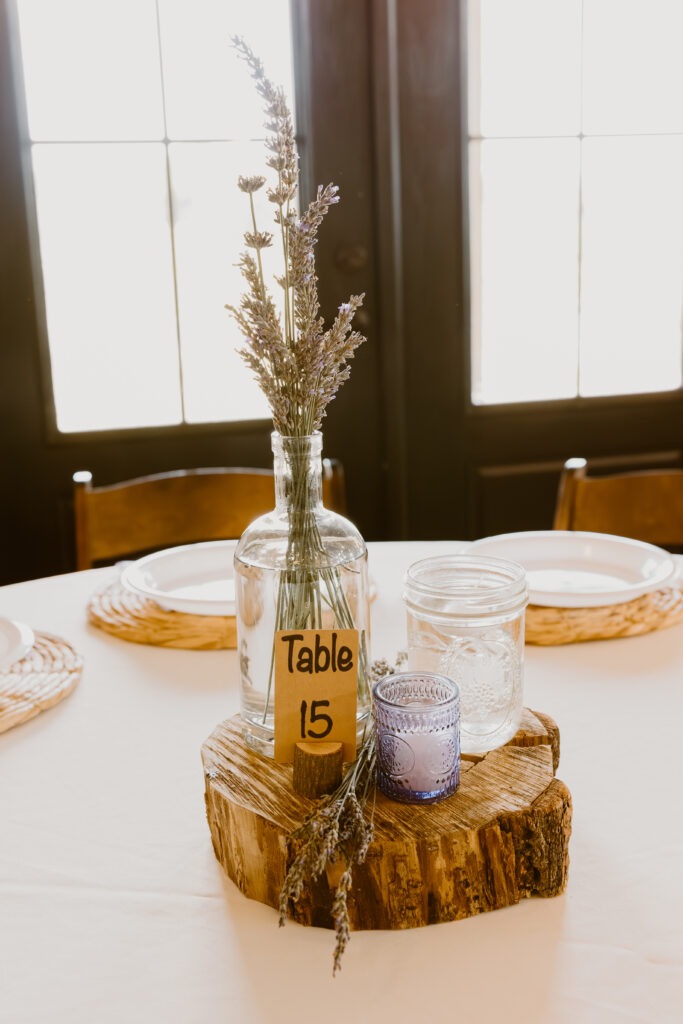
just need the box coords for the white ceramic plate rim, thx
[468,530,677,607]
[120,541,237,616]
[0,618,35,671]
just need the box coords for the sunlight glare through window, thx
[468,0,683,405]
[16,0,294,432]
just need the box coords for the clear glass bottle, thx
[234,432,371,757]
[403,555,528,754]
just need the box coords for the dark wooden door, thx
[2,0,681,586]
[367,0,683,542]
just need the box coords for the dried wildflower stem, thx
[228,38,380,972]
[228,37,365,437]
[248,193,266,299]
[278,655,404,974]
[228,39,369,723]
[279,720,377,975]
[263,439,368,725]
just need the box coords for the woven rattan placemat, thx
[90,572,683,650]
[526,579,683,645]
[88,580,237,649]
[0,631,83,734]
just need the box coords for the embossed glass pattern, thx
[373,673,460,804]
[403,555,527,755]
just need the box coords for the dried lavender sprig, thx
[227,43,378,972]
[278,723,376,923]
[232,36,298,351]
[228,37,366,438]
[278,654,406,975]
[331,870,353,975]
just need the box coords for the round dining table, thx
[1,541,681,1023]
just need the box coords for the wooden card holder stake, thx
[292,742,344,798]
[202,708,572,931]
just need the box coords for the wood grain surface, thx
[202,708,572,930]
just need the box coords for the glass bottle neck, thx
[272,432,323,512]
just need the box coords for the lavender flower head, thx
[226,38,366,437]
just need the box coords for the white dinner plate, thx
[121,541,237,616]
[468,531,678,608]
[0,618,35,671]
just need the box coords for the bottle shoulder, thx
[235,508,366,570]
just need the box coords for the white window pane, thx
[171,142,274,423]
[469,0,581,138]
[579,137,683,397]
[470,139,580,404]
[16,0,164,141]
[32,144,182,432]
[158,0,295,140]
[583,0,683,135]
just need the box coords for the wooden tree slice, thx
[202,708,571,930]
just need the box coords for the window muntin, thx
[468,0,683,405]
[15,0,294,433]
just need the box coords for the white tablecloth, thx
[1,542,681,1024]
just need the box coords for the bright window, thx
[468,0,683,405]
[15,0,294,432]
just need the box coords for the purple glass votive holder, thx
[373,672,460,804]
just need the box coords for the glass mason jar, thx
[234,432,371,757]
[403,555,528,755]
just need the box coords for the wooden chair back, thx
[553,457,683,548]
[73,461,347,570]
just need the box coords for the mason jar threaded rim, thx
[403,554,528,624]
